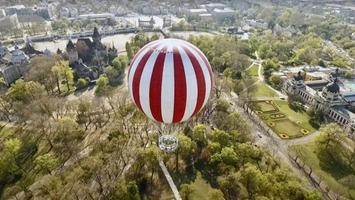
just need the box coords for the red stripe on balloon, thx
[172,47,187,123]
[187,43,213,92]
[128,42,155,84]
[149,47,167,122]
[182,46,206,117]
[132,48,155,111]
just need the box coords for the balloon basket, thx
[158,135,178,153]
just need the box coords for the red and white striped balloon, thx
[127,38,213,124]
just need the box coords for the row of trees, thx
[316,124,355,183]
[0,33,322,200]
[102,77,321,199]
[26,56,74,94]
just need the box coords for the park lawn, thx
[253,101,278,112]
[248,82,278,98]
[246,64,259,83]
[290,142,355,199]
[189,172,213,200]
[273,101,316,132]
[246,64,259,77]
[271,119,304,138]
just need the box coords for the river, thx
[31,31,216,53]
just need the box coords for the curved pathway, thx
[255,54,287,99]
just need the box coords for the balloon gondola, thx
[127,38,213,153]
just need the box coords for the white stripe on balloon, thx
[177,45,198,122]
[161,45,175,123]
[181,42,211,109]
[128,41,158,102]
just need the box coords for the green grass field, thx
[248,82,278,98]
[246,64,259,77]
[245,64,259,83]
[274,101,315,132]
[272,119,304,137]
[254,101,278,112]
[252,100,316,139]
[290,142,355,199]
[189,172,213,200]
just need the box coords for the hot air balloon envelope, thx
[128,38,213,124]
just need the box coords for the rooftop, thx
[189,8,208,13]
[213,8,235,13]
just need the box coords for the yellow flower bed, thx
[268,122,275,127]
[301,129,310,135]
[279,133,289,139]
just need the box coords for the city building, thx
[138,17,155,29]
[4,5,51,20]
[211,7,236,21]
[283,70,355,136]
[163,16,172,27]
[65,27,117,80]
[245,19,268,29]
[186,8,208,17]
[199,13,213,23]
[0,14,21,36]
[204,3,226,11]
[0,9,6,17]
[77,13,115,21]
[0,44,29,85]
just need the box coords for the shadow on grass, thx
[317,149,354,180]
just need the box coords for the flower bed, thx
[269,113,286,119]
[301,129,310,135]
[261,115,268,120]
[268,122,275,127]
[279,133,290,139]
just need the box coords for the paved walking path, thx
[159,160,182,200]
[256,59,287,99]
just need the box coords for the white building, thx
[283,71,355,136]
[204,3,226,11]
[77,13,115,21]
[0,9,6,17]
[212,8,235,21]
[199,13,213,22]
[186,8,208,17]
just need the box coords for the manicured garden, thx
[251,100,315,139]
[290,142,355,199]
